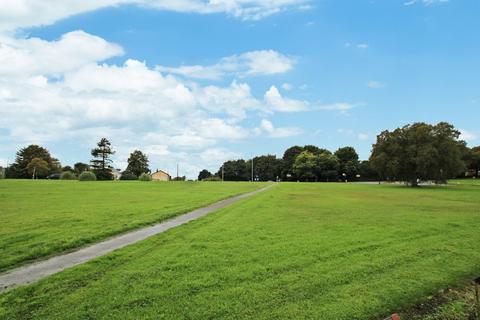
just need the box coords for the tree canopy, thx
[8,145,60,178]
[91,138,115,180]
[370,122,466,186]
[125,150,150,177]
[198,169,213,181]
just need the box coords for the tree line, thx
[3,138,151,181]
[198,122,480,185]
[2,122,479,185]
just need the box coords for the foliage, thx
[370,122,466,186]
[201,176,222,181]
[138,173,152,181]
[74,163,90,175]
[0,167,5,179]
[60,171,77,180]
[26,158,49,179]
[120,172,138,180]
[357,160,379,181]
[90,138,115,180]
[198,169,213,181]
[125,150,150,177]
[62,166,74,173]
[172,176,186,181]
[1,183,479,319]
[78,171,97,181]
[316,153,340,182]
[0,180,264,271]
[217,160,249,181]
[281,146,304,181]
[248,155,282,181]
[334,146,359,180]
[8,145,61,178]
[293,151,318,181]
[463,146,480,177]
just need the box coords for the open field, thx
[0,180,266,272]
[449,179,480,187]
[1,183,479,319]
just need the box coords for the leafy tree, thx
[282,146,304,181]
[125,150,150,177]
[293,151,318,182]
[91,138,115,180]
[120,172,138,180]
[9,145,60,178]
[198,169,213,181]
[357,161,380,181]
[217,160,249,181]
[27,158,49,179]
[249,155,282,181]
[464,146,480,177]
[334,147,359,181]
[0,167,5,179]
[370,122,466,186]
[74,162,90,175]
[62,166,74,173]
[316,153,340,182]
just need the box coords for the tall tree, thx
[9,145,60,178]
[198,169,213,181]
[249,155,282,181]
[125,150,150,177]
[334,147,359,181]
[464,146,480,177]
[370,122,466,186]
[217,160,249,181]
[27,158,49,179]
[293,151,318,182]
[91,138,115,180]
[316,153,340,182]
[282,146,304,181]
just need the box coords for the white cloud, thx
[258,119,302,138]
[357,133,370,141]
[367,81,386,89]
[357,43,369,49]
[404,0,449,6]
[316,102,363,114]
[282,83,293,91]
[156,50,295,80]
[460,129,477,142]
[264,86,309,112]
[0,0,311,32]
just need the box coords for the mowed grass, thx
[0,180,266,271]
[1,183,479,319]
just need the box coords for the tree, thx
[198,169,213,181]
[27,158,49,179]
[125,150,150,177]
[9,145,60,178]
[62,166,74,173]
[249,155,282,181]
[90,138,115,180]
[293,151,318,182]
[217,160,249,181]
[282,146,304,181]
[370,122,466,186]
[464,146,480,177]
[357,161,379,181]
[74,162,90,175]
[316,153,340,182]
[334,147,359,181]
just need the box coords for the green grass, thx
[449,178,480,187]
[0,180,266,272]
[1,183,480,320]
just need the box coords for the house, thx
[151,170,171,181]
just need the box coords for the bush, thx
[60,171,77,180]
[0,168,5,179]
[202,176,222,182]
[95,169,114,181]
[138,173,152,181]
[79,171,97,181]
[120,172,138,180]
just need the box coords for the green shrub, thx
[79,171,97,181]
[60,171,77,180]
[202,176,222,181]
[0,168,5,180]
[120,172,138,180]
[138,173,152,181]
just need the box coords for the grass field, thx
[1,183,479,319]
[0,180,266,272]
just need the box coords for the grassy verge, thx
[1,183,479,319]
[0,180,266,272]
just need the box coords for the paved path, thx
[0,184,275,293]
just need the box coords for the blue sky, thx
[0,0,478,177]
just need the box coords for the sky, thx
[0,0,479,178]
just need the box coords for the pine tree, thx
[91,138,115,180]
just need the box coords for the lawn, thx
[0,180,266,272]
[1,183,479,319]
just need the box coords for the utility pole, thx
[176,163,179,179]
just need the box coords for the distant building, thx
[151,170,171,181]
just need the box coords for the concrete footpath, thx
[0,184,275,293]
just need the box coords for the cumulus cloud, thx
[0,0,311,32]
[264,86,309,112]
[257,119,302,138]
[156,50,295,80]
[460,129,477,142]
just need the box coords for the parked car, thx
[47,173,61,180]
